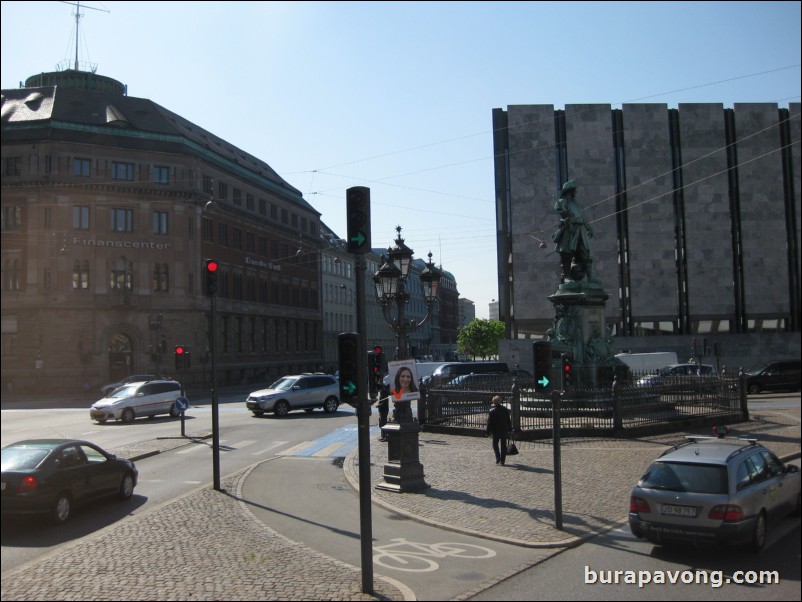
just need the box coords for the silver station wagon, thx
[629,436,800,552]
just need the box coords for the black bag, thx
[506,437,519,456]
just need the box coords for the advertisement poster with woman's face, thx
[388,360,420,402]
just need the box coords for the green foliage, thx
[457,319,505,360]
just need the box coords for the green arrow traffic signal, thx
[342,381,357,395]
[537,376,550,388]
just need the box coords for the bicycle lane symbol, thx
[373,538,497,572]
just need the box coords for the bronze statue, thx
[552,180,596,284]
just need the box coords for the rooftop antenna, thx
[59,1,109,71]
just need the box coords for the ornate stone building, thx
[1,70,325,395]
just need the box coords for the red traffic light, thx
[206,260,219,273]
[175,346,185,355]
[373,346,382,355]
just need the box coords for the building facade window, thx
[110,257,133,291]
[73,158,90,177]
[153,263,169,292]
[4,259,21,290]
[112,161,134,181]
[72,260,90,290]
[73,206,90,230]
[218,181,228,200]
[232,227,242,250]
[233,188,242,206]
[2,206,22,231]
[246,194,254,211]
[152,211,169,235]
[111,208,134,233]
[5,156,21,176]
[152,165,169,184]
[218,223,228,247]
[202,217,213,242]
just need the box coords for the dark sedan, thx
[1,439,138,525]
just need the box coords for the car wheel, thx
[749,512,766,553]
[274,400,290,417]
[747,383,761,394]
[323,397,339,413]
[119,472,135,500]
[121,408,135,423]
[50,492,72,525]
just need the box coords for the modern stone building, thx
[493,103,800,371]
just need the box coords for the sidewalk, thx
[1,407,799,601]
[348,407,801,548]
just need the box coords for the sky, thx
[2,1,800,319]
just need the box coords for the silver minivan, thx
[90,380,184,423]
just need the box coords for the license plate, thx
[661,504,697,517]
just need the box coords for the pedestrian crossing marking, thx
[311,442,348,457]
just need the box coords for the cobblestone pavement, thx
[1,408,798,601]
[347,408,801,548]
[1,434,412,602]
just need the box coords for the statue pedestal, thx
[549,282,614,387]
[376,422,429,493]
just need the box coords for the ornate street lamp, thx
[372,227,440,363]
[373,226,441,493]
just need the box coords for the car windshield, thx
[269,377,298,391]
[109,385,139,398]
[1,447,51,470]
[746,364,769,375]
[640,461,728,494]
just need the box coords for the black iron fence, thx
[420,372,747,438]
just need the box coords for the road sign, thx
[175,397,189,412]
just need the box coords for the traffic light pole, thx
[355,254,374,594]
[210,295,221,492]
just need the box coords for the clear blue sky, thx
[2,1,800,319]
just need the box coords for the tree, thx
[457,319,505,360]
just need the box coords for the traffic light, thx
[561,353,573,389]
[369,345,383,397]
[175,345,186,371]
[338,332,360,405]
[346,187,371,254]
[205,259,219,297]
[533,341,552,391]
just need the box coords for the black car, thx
[744,360,801,394]
[1,439,138,525]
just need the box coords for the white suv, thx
[90,380,184,423]
[246,374,340,417]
